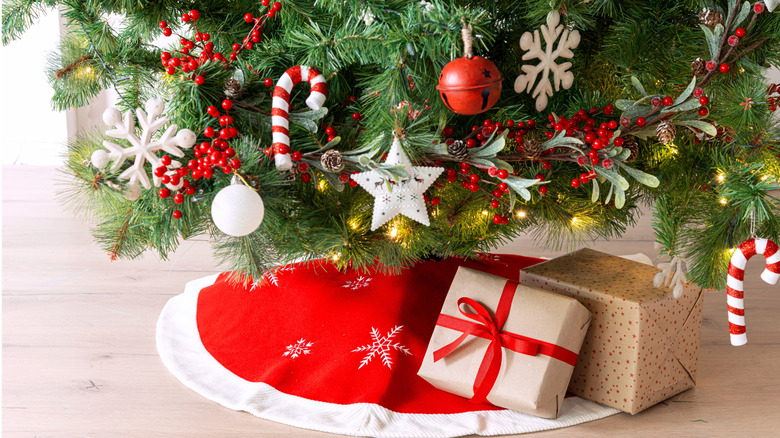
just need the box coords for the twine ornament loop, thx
[461,18,473,59]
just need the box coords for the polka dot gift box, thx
[518,248,703,414]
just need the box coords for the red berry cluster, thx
[155,154,196,219]
[767,83,779,112]
[158,3,280,84]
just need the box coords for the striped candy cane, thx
[726,238,780,346]
[271,65,328,171]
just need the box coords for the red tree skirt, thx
[157,254,618,437]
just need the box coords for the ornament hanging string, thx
[461,18,473,59]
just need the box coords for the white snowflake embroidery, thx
[260,265,294,287]
[352,326,412,369]
[99,98,196,191]
[342,275,372,290]
[283,338,313,359]
[513,11,581,111]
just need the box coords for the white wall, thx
[0,9,67,165]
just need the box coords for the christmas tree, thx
[4,0,779,289]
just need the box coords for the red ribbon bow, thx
[433,280,578,405]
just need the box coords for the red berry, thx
[165,66,175,75]
[189,10,200,20]
[232,43,241,52]
[159,20,168,29]
[159,188,171,199]
[614,137,624,147]
[267,10,276,17]
[693,87,704,98]
[173,210,182,219]
[608,120,618,130]
[492,214,502,225]
[602,158,614,169]
[194,75,205,85]
[300,173,311,183]
[204,127,215,137]
[231,158,242,169]
[651,97,662,107]
[699,107,709,117]
[539,186,548,195]
[466,139,477,148]
[663,96,674,106]
[181,13,191,22]
[735,27,746,38]
[491,200,500,208]
[291,151,303,161]
[264,78,273,87]
[577,155,588,166]
[442,126,454,137]
[325,126,336,136]
[636,117,647,127]
[229,52,238,61]
[327,135,336,143]
[754,2,765,13]
[161,155,172,166]
[497,169,509,179]
[469,173,479,183]
[431,197,440,206]
[699,96,709,106]
[174,193,184,204]
[244,13,254,22]
[706,61,717,71]
[499,182,508,191]
[272,2,282,11]
[207,105,219,117]
[603,104,614,115]
[728,35,740,47]
[580,173,589,183]
[262,0,270,5]
[352,112,362,121]
[541,161,551,170]
[186,187,196,195]
[298,162,309,172]
[719,63,730,73]
[221,99,233,111]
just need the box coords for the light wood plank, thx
[4,166,780,437]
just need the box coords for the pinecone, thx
[691,57,707,77]
[622,136,639,163]
[656,121,677,144]
[447,140,469,161]
[523,138,542,159]
[320,149,344,172]
[224,78,243,99]
[699,8,723,29]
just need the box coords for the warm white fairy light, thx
[720,197,728,205]
[332,252,340,261]
[571,217,579,225]
[761,174,769,181]
[516,210,527,218]
[717,173,725,182]
[318,179,328,191]
[481,210,489,216]
[389,227,398,238]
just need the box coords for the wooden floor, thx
[3,165,779,437]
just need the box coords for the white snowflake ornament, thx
[514,11,580,111]
[351,135,444,231]
[99,98,196,192]
[767,0,779,12]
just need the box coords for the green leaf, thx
[517,188,531,201]
[591,178,600,203]
[614,147,632,161]
[731,1,752,31]
[605,183,614,204]
[490,158,514,172]
[344,132,384,156]
[310,161,345,192]
[662,98,701,114]
[614,186,626,209]
[595,167,630,190]
[504,175,542,200]
[631,76,648,97]
[615,99,636,111]
[471,131,507,158]
[508,187,517,211]
[619,163,660,187]
[631,125,660,140]
[289,107,329,132]
[699,24,721,60]
[622,104,652,120]
[311,136,342,154]
[676,120,718,137]
[672,76,697,106]
[541,131,583,151]
[470,157,495,167]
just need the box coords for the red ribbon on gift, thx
[432,280,579,405]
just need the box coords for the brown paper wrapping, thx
[417,267,591,419]
[518,248,703,414]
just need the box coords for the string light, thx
[516,210,527,218]
[571,217,579,225]
[389,227,398,238]
[717,173,725,182]
[761,174,769,181]
[481,210,488,216]
[318,179,328,191]
[85,67,92,73]
[332,252,340,261]
[349,220,359,230]
[720,197,728,205]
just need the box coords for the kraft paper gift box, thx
[418,267,591,419]
[518,248,703,414]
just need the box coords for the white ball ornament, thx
[124,184,143,201]
[175,128,197,149]
[211,183,265,237]
[91,149,110,169]
[103,107,123,126]
[145,97,165,118]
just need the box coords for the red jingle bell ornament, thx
[436,20,503,115]
[437,56,503,115]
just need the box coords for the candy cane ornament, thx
[271,65,328,171]
[726,238,780,346]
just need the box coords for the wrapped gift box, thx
[518,248,703,414]
[418,267,592,419]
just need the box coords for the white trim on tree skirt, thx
[156,274,619,438]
